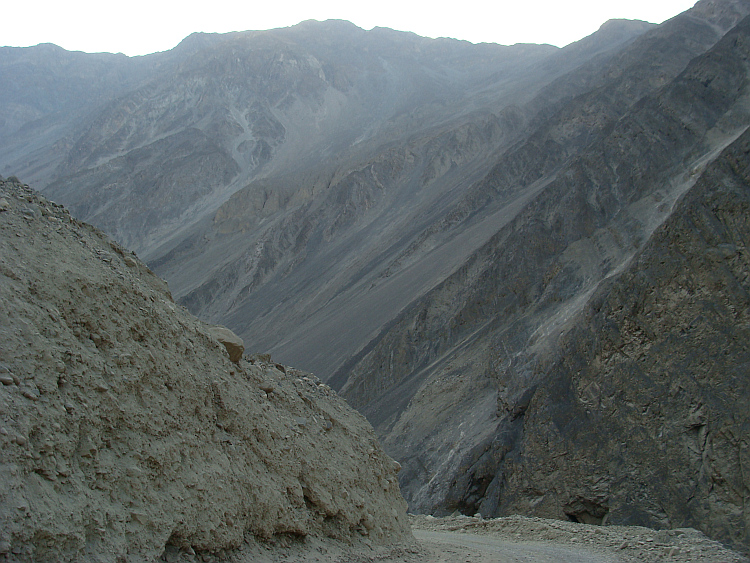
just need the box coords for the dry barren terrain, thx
[214,515,749,563]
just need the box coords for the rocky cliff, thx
[472,122,750,553]
[0,177,410,562]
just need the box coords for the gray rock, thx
[207,325,245,363]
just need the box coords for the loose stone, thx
[21,388,39,401]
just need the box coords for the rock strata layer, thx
[0,178,410,562]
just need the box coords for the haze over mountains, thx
[0,16,658,373]
[2,0,750,554]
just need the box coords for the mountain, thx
[0,177,409,561]
[0,39,215,188]
[2,0,750,554]
[0,20,652,363]
[30,23,550,253]
[334,0,750,553]
[147,19,654,377]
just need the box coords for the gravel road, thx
[224,514,749,562]
[412,529,624,562]
[404,515,748,563]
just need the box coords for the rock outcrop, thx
[477,124,750,552]
[0,178,410,562]
[207,325,245,363]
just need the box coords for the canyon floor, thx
[208,515,749,563]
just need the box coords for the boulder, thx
[208,325,245,363]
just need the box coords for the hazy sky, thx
[6,0,698,56]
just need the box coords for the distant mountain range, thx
[2,0,750,553]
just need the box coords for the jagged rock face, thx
[334,1,750,554]
[474,125,750,550]
[0,179,410,562]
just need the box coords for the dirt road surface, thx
[398,515,748,563]
[225,514,748,562]
[413,528,624,562]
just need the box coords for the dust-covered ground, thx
[215,515,749,563]
[0,178,409,561]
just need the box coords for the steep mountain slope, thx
[36,21,557,255]
[475,123,750,553]
[0,37,217,187]
[335,2,750,553]
[0,19,654,366]
[147,19,654,376]
[0,178,409,562]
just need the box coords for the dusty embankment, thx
[0,178,409,562]
[408,515,749,563]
